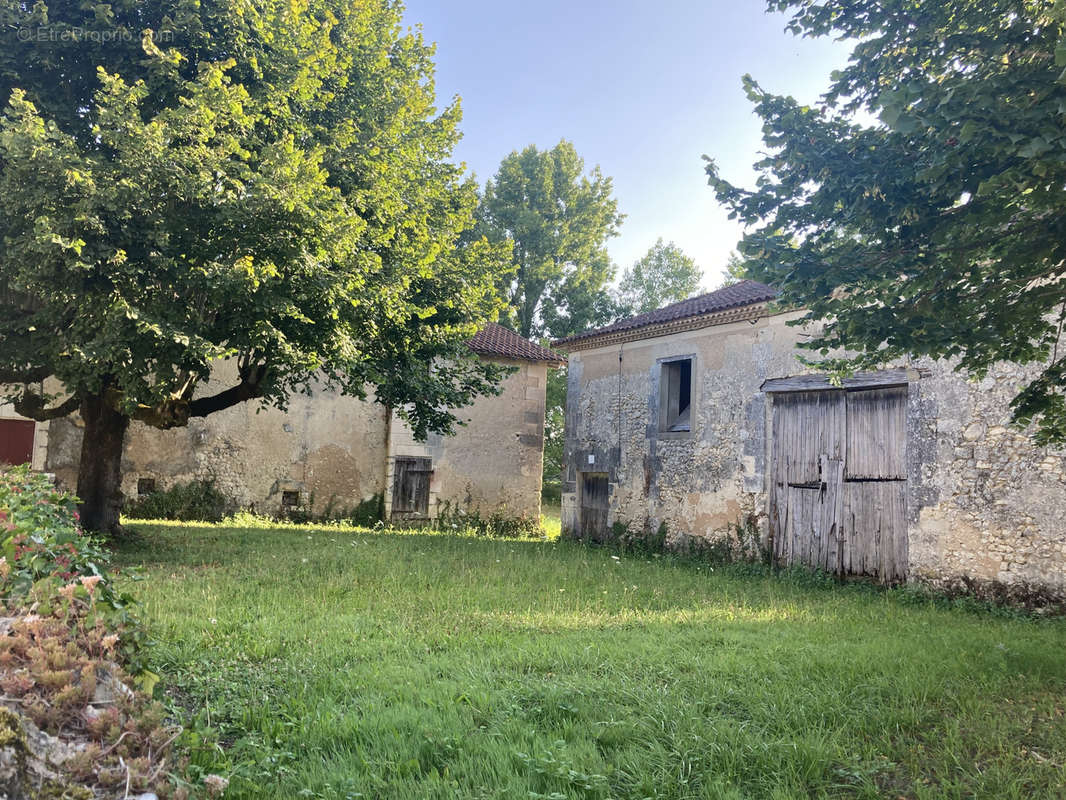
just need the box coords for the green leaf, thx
[134,669,160,695]
[705,0,1066,444]
[892,114,919,134]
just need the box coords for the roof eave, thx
[468,347,567,367]
[553,302,772,352]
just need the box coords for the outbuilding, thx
[554,281,1066,595]
[8,324,563,524]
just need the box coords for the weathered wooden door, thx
[579,473,609,542]
[391,457,432,519]
[768,383,908,582]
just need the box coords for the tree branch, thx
[128,364,270,429]
[187,372,267,418]
[12,390,80,421]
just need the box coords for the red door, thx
[0,419,36,466]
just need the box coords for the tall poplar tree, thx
[477,141,623,339]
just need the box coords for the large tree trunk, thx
[76,392,129,536]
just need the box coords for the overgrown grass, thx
[114,521,1066,799]
[541,503,561,540]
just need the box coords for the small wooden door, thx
[579,473,609,542]
[391,457,432,519]
[769,385,908,582]
[0,419,35,466]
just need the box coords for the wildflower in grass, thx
[102,633,120,650]
[80,575,101,595]
[0,556,8,579]
[58,583,77,602]
[204,774,230,796]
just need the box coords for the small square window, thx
[281,490,301,510]
[137,478,156,496]
[660,358,692,433]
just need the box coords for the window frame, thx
[657,354,697,438]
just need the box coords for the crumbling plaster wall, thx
[562,313,810,540]
[562,311,1066,591]
[908,359,1066,591]
[386,359,548,521]
[44,363,389,516]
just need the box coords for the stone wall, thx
[385,359,548,521]
[561,311,1066,593]
[44,363,390,516]
[562,313,808,544]
[908,360,1066,591]
[36,357,550,521]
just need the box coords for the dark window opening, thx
[281,490,301,510]
[661,358,693,432]
[136,478,156,496]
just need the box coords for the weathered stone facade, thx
[31,355,553,522]
[384,359,550,520]
[560,308,1066,594]
[907,359,1066,591]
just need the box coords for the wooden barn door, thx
[391,457,432,519]
[769,384,908,582]
[579,473,609,542]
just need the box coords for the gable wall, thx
[562,311,1066,593]
[385,359,548,521]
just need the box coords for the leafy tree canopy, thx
[616,238,703,315]
[476,141,624,339]
[717,251,750,288]
[0,0,509,531]
[707,0,1066,443]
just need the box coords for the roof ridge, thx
[468,322,565,364]
[552,280,776,348]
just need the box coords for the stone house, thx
[2,324,563,522]
[553,281,1066,594]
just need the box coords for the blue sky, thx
[401,0,854,288]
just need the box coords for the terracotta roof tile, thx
[553,280,776,348]
[468,323,565,364]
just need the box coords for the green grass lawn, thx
[114,521,1066,800]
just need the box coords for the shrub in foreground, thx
[0,466,209,798]
[435,501,545,539]
[124,479,229,522]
